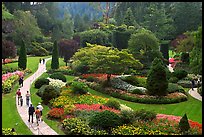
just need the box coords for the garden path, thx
[188,88,202,101]
[16,57,58,135]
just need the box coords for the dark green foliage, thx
[41,85,60,105]
[30,43,49,56]
[18,39,27,70]
[50,72,66,82]
[181,52,189,63]
[71,81,89,95]
[120,110,135,124]
[74,63,89,74]
[51,40,59,69]
[160,43,169,61]
[112,30,132,50]
[178,113,190,132]
[34,78,50,89]
[40,42,53,54]
[121,76,139,86]
[104,99,121,110]
[169,77,179,83]
[123,7,136,27]
[173,69,188,80]
[79,29,110,47]
[86,76,98,82]
[132,88,145,95]
[134,109,156,121]
[89,110,122,130]
[146,58,168,96]
[167,83,185,93]
[36,85,47,97]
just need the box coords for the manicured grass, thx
[46,57,65,70]
[88,87,202,124]
[2,56,50,135]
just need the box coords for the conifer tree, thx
[179,113,190,133]
[18,39,27,70]
[51,40,59,69]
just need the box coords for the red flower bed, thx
[156,114,202,133]
[82,74,118,80]
[73,104,120,114]
[47,108,65,119]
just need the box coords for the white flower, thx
[47,77,66,89]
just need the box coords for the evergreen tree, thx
[179,113,190,133]
[123,7,136,27]
[51,40,59,69]
[18,39,27,70]
[146,57,168,96]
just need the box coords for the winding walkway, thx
[16,57,58,135]
[188,88,202,101]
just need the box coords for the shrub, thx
[47,77,66,89]
[120,110,135,124]
[146,58,168,96]
[134,109,156,121]
[2,128,17,135]
[167,83,185,93]
[86,76,97,82]
[177,80,192,88]
[34,78,49,89]
[181,52,189,63]
[179,113,190,133]
[104,99,121,110]
[197,86,202,96]
[50,72,66,82]
[62,118,91,135]
[131,88,145,95]
[47,108,64,120]
[89,110,122,130]
[121,75,139,86]
[173,69,188,80]
[36,85,47,97]
[71,81,89,95]
[169,76,179,83]
[41,85,60,105]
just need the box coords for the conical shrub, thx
[178,113,190,132]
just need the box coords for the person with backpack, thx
[35,107,41,126]
[16,89,21,105]
[28,104,35,123]
[25,91,30,106]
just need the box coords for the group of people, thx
[28,103,44,126]
[16,89,30,106]
[39,58,45,64]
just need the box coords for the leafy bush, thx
[104,99,121,110]
[36,85,47,97]
[47,77,66,89]
[167,83,185,93]
[50,72,66,82]
[197,86,202,96]
[120,110,135,124]
[173,69,188,80]
[62,118,91,135]
[120,75,139,86]
[177,80,192,88]
[34,78,49,89]
[89,110,122,130]
[169,76,179,83]
[134,109,156,121]
[179,113,190,133]
[2,128,17,135]
[86,76,97,82]
[132,88,145,95]
[71,81,89,95]
[47,108,64,119]
[41,85,60,105]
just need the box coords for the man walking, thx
[28,104,35,123]
[25,91,30,106]
[16,89,21,105]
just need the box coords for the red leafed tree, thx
[58,39,80,66]
[2,40,17,64]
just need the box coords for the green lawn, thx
[2,56,50,135]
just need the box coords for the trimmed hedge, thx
[34,78,50,89]
[50,72,66,82]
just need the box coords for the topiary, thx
[146,58,168,96]
[50,72,66,82]
[178,113,190,133]
[34,78,50,89]
[104,99,121,110]
[89,110,122,130]
[41,85,60,105]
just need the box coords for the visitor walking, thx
[28,104,35,123]
[19,77,24,87]
[35,107,41,126]
[39,58,42,64]
[25,91,30,106]
[42,59,45,64]
[16,89,21,105]
[37,103,44,121]
[20,96,23,106]
[191,79,195,91]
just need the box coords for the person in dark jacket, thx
[191,79,195,91]
[28,104,35,123]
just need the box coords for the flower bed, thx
[47,77,66,89]
[82,74,118,80]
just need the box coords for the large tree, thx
[123,7,136,27]
[71,43,143,81]
[51,40,59,69]
[2,40,17,63]
[18,39,27,70]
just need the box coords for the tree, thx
[142,3,175,40]
[146,57,168,96]
[51,40,59,69]
[71,43,143,81]
[128,28,162,67]
[18,39,27,70]
[172,2,202,36]
[123,7,136,27]
[58,39,80,66]
[2,40,17,63]
[178,113,190,133]
[190,26,202,75]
